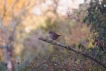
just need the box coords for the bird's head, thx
[49,31,54,34]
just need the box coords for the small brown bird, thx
[49,31,61,40]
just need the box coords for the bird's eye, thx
[49,31,52,33]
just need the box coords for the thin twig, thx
[11,0,19,17]
[0,18,9,40]
[16,0,30,17]
[39,37,106,69]
[2,0,6,19]
[0,0,9,40]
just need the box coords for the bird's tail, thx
[58,35,61,36]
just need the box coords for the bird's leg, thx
[52,40,58,43]
[48,38,54,42]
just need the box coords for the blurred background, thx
[0,0,105,71]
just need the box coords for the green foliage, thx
[84,0,106,41]
[83,0,106,63]
[0,62,6,71]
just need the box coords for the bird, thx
[49,31,61,40]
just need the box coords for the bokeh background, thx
[0,0,105,71]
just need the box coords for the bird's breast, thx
[50,34,59,40]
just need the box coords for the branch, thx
[11,0,19,17]
[0,0,9,40]
[16,0,31,17]
[39,37,106,69]
[2,0,6,19]
[0,18,9,40]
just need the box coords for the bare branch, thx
[11,0,19,17]
[2,0,6,19]
[25,0,30,7]
[0,18,9,40]
[9,19,19,42]
[16,0,31,17]
[0,0,9,40]
[39,37,106,69]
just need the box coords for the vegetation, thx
[0,0,106,71]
